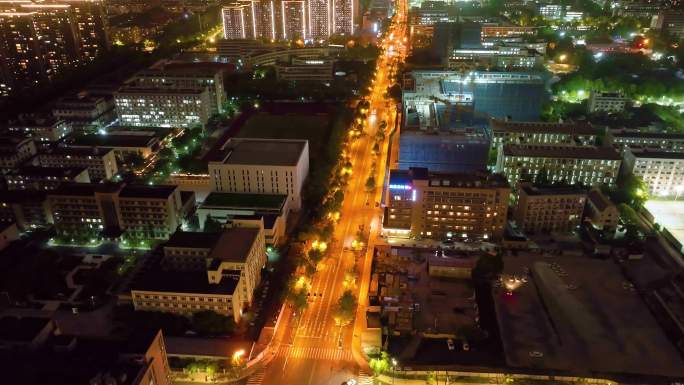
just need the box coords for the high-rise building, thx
[282,0,306,39]
[222,0,277,40]
[0,11,44,95]
[332,0,353,35]
[308,0,330,40]
[222,2,250,39]
[60,0,109,61]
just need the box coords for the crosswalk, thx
[277,345,354,361]
[358,370,374,384]
[245,368,266,385]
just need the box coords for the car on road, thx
[447,339,455,351]
[342,380,357,385]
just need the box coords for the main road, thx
[247,4,408,385]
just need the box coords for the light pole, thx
[391,358,397,384]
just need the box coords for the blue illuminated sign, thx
[389,184,412,190]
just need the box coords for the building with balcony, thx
[208,138,309,211]
[114,86,212,128]
[514,182,587,233]
[496,144,622,187]
[608,130,684,153]
[383,168,510,240]
[623,149,684,197]
[490,118,600,147]
[588,91,628,113]
[36,147,118,181]
[117,184,182,240]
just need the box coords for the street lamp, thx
[232,349,245,365]
[391,358,398,384]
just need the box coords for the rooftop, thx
[68,134,158,148]
[165,231,221,249]
[390,168,509,189]
[520,183,587,196]
[131,270,239,295]
[630,150,684,160]
[202,192,287,210]
[49,182,123,197]
[587,188,613,212]
[211,138,307,166]
[0,189,46,203]
[611,130,684,140]
[502,144,622,160]
[209,227,260,263]
[490,118,599,135]
[0,316,51,342]
[8,166,87,178]
[40,147,114,157]
[118,184,177,199]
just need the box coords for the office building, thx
[132,227,266,321]
[5,166,90,190]
[653,10,684,39]
[448,46,543,70]
[514,182,587,233]
[623,149,684,197]
[608,130,684,152]
[497,144,622,187]
[47,182,183,240]
[7,116,72,145]
[115,85,212,128]
[490,118,600,147]
[208,138,310,211]
[133,62,228,115]
[64,132,160,160]
[275,56,333,82]
[0,134,37,171]
[588,91,628,113]
[52,91,117,131]
[585,187,619,232]
[538,4,564,19]
[383,168,510,240]
[36,147,118,180]
[403,70,547,123]
[0,190,52,230]
[480,24,535,39]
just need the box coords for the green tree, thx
[372,142,380,154]
[365,176,376,191]
[308,248,325,264]
[333,289,356,325]
[473,251,504,280]
[369,351,391,375]
[191,310,235,335]
[204,215,223,233]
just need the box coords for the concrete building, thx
[0,134,37,172]
[36,147,118,181]
[7,116,72,145]
[115,86,212,128]
[197,192,290,245]
[585,188,619,232]
[222,2,251,39]
[448,47,543,70]
[47,182,183,240]
[490,118,600,147]
[0,190,52,230]
[588,91,628,113]
[653,10,684,40]
[609,130,684,152]
[0,222,19,251]
[133,227,267,321]
[275,56,334,82]
[514,183,587,233]
[4,166,90,190]
[383,168,510,240]
[208,138,310,211]
[497,144,622,187]
[64,132,160,160]
[281,0,306,39]
[52,92,116,131]
[623,149,684,197]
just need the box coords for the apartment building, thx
[653,9,684,40]
[208,138,310,211]
[47,182,183,240]
[117,185,182,240]
[497,144,622,187]
[588,91,628,113]
[275,57,334,82]
[623,149,684,197]
[36,147,118,181]
[0,190,52,230]
[114,86,212,128]
[52,92,117,131]
[490,118,600,147]
[0,134,37,171]
[514,182,587,233]
[383,168,510,240]
[7,116,72,145]
[4,166,90,190]
[608,130,684,153]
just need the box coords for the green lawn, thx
[236,113,331,159]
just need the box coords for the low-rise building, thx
[585,187,619,232]
[383,168,510,240]
[514,182,587,233]
[0,316,56,351]
[36,147,118,181]
[608,129,684,153]
[0,134,37,172]
[4,166,90,191]
[497,144,622,187]
[52,92,117,132]
[490,118,600,147]
[0,222,20,252]
[448,47,543,70]
[0,190,52,230]
[7,116,72,145]
[623,149,684,197]
[428,250,478,279]
[115,86,212,128]
[64,132,160,160]
[198,192,290,245]
[588,91,628,113]
[208,138,310,211]
[117,184,183,240]
[275,57,334,82]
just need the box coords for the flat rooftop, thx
[0,316,51,342]
[520,183,587,196]
[49,182,123,197]
[490,118,598,135]
[390,168,509,189]
[494,255,684,378]
[40,147,114,157]
[165,231,221,249]
[209,227,260,263]
[611,130,684,140]
[502,144,622,160]
[202,192,287,210]
[629,150,684,160]
[68,134,157,148]
[119,184,177,199]
[8,166,87,178]
[131,270,239,295]
[211,138,307,166]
